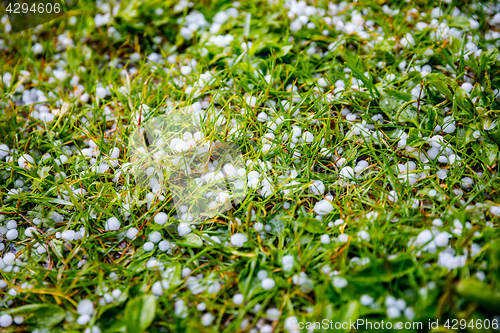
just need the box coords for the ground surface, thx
[1,0,500,332]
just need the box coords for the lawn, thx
[1,0,500,332]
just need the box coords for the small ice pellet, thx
[148,231,162,243]
[261,278,275,290]
[143,242,154,251]
[154,212,168,225]
[232,293,244,305]
[360,295,374,306]
[338,234,349,243]
[126,228,138,239]
[320,234,330,244]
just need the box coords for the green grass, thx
[1,0,500,332]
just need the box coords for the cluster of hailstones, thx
[132,125,247,222]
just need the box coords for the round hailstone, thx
[207,281,221,294]
[180,66,192,76]
[13,316,23,324]
[143,242,154,251]
[25,227,36,237]
[148,231,162,243]
[6,229,18,240]
[18,154,34,170]
[126,228,138,239]
[257,270,268,280]
[332,276,348,289]
[261,325,273,333]
[178,223,191,236]
[387,306,401,318]
[232,293,244,305]
[77,315,91,325]
[152,281,163,296]
[154,212,168,225]
[105,217,120,231]
[314,200,334,215]
[309,180,325,195]
[339,166,355,179]
[282,255,295,272]
[261,278,275,290]
[197,302,206,311]
[231,233,248,247]
[96,87,107,98]
[360,295,374,306]
[253,222,264,232]
[0,314,13,328]
[77,299,94,316]
[320,234,330,244]
[201,313,213,326]
[158,240,171,252]
[62,230,76,241]
[338,234,349,243]
[490,206,500,216]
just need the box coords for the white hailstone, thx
[395,299,406,310]
[18,154,34,170]
[6,229,18,240]
[181,267,192,278]
[197,302,206,311]
[490,206,500,216]
[387,306,401,318]
[126,228,138,239]
[6,220,16,229]
[338,234,349,243]
[154,212,168,225]
[318,78,328,87]
[25,227,36,237]
[77,299,94,316]
[143,242,154,251]
[152,281,163,296]
[96,87,107,99]
[320,234,330,244]
[461,82,473,94]
[178,223,191,236]
[232,293,244,305]
[231,233,248,247]
[13,316,23,324]
[434,232,451,247]
[105,217,120,231]
[357,230,370,241]
[207,281,221,294]
[332,276,348,289]
[309,180,325,195]
[201,313,214,326]
[339,166,355,179]
[476,271,486,281]
[180,66,192,76]
[314,200,334,215]
[148,231,162,243]
[360,295,374,306]
[261,325,273,333]
[404,307,415,321]
[282,255,295,272]
[40,112,55,123]
[253,222,264,232]
[385,296,396,307]
[158,240,171,252]
[33,43,44,54]
[62,230,76,241]
[257,270,268,280]
[0,314,13,328]
[77,315,91,325]
[80,92,90,103]
[261,278,275,290]
[302,131,314,143]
